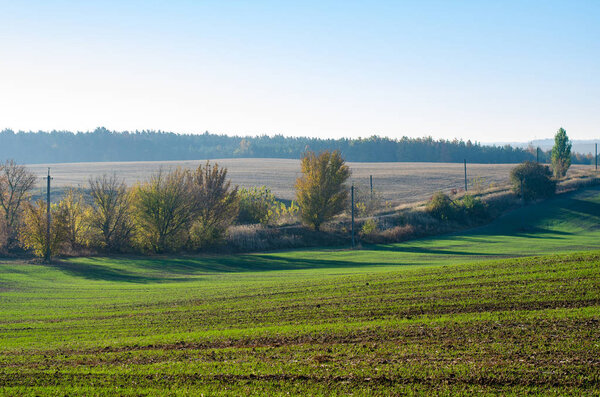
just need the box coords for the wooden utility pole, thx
[464,159,468,192]
[369,175,373,199]
[520,176,524,201]
[351,184,355,248]
[45,168,51,262]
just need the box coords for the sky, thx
[0,1,599,142]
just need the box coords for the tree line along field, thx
[1,186,600,395]
[25,159,597,203]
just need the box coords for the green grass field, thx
[1,187,600,395]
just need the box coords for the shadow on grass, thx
[68,254,376,278]
[56,186,600,283]
[366,244,501,256]
[50,260,191,284]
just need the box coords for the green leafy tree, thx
[295,150,351,230]
[510,161,556,200]
[551,127,572,178]
[133,168,193,253]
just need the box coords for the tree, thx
[510,161,556,201]
[187,162,239,248]
[88,174,135,252]
[57,188,90,251]
[295,150,351,230]
[20,200,66,258]
[0,217,8,253]
[551,127,572,178]
[133,168,193,253]
[0,160,36,245]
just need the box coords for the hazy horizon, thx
[1,1,599,141]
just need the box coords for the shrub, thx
[510,161,556,201]
[352,184,383,217]
[460,194,489,220]
[426,192,458,221]
[360,218,378,237]
[295,150,351,230]
[237,186,277,225]
[380,224,417,242]
[273,201,300,225]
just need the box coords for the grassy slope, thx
[1,187,600,395]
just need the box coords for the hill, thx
[1,187,600,395]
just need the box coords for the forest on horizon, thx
[0,127,595,165]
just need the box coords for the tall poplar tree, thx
[551,127,572,178]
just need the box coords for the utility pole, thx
[351,184,355,248]
[464,159,468,192]
[369,175,373,199]
[520,176,524,201]
[45,168,51,262]
[536,147,540,163]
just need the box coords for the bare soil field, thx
[26,159,594,204]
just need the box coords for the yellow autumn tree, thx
[20,200,66,259]
[295,150,351,230]
[57,188,90,251]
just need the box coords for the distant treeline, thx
[0,127,595,164]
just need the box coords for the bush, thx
[352,184,383,217]
[272,201,300,225]
[379,224,417,242]
[426,192,489,223]
[360,218,378,237]
[461,194,489,221]
[510,161,556,201]
[237,186,277,225]
[426,192,458,221]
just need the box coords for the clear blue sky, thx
[1,0,598,142]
